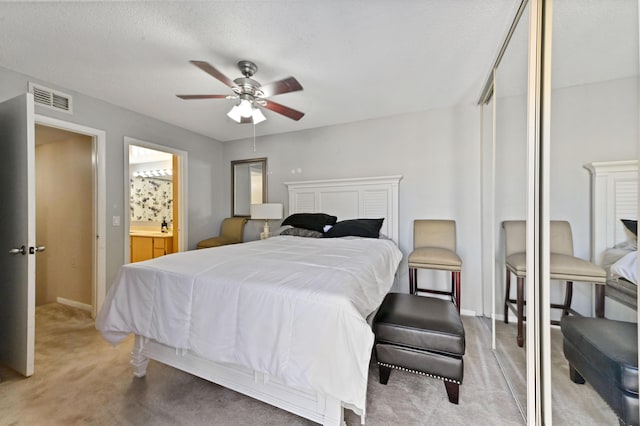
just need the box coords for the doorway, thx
[35,125,93,312]
[34,116,106,319]
[124,137,187,263]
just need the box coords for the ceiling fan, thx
[177,60,305,124]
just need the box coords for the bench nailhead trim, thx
[378,361,461,385]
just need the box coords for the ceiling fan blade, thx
[260,77,303,97]
[261,100,305,121]
[176,94,233,100]
[190,60,235,88]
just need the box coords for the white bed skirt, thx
[131,335,350,426]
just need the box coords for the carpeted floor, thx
[0,303,524,425]
[494,320,618,425]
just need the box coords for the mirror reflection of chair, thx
[502,220,607,347]
[408,220,462,312]
[197,217,248,249]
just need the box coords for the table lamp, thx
[250,203,283,239]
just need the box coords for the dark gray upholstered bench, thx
[373,293,466,404]
[561,316,638,425]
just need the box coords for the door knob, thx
[9,246,26,255]
[29,246,46,254]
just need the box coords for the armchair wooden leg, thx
[516,277,524,347]
[444,381,460,404]
[562,281,574,317]
[409,267,416,295]
[452,271,461,313]
[378,364,391,385]
[504,269,511,324]
[595,283,605,318]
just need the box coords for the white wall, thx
[0,65,227,291]
[224,105,485,315]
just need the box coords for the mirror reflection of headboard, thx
[284,175,402,243]
[584,160,638,265]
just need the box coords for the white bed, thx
[584,160,638,321]
[97,175,403,426]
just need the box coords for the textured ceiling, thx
[0,1,635,142]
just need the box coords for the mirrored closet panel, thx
[549,0,639,424]
[492,3,530,419]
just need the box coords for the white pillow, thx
[610,250,638,285]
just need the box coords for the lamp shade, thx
[250,203,283,220]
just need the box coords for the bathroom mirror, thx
[231,158,267,217]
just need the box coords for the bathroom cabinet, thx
[130,233,173,263]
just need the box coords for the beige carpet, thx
[0,303,523,425]
[494,320,619,425]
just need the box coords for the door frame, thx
[123,136,188,263]
[34,115,106,318]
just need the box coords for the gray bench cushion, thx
[373,293,465,356]
[561,317,638,394]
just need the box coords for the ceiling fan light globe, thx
[252,108,266,124]
[227,105,242,123]
[238,99,254,118]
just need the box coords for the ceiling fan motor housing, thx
[237,60,258,77]
[232,77,263,98]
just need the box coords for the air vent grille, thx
[28,82,73,114]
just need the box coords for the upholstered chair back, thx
[413,220,456,251]
[502,220,574,257]
[220,217,249,241]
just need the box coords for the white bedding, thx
[610,250,638,285]
[96,235,402,413]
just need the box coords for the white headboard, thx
[584,160,638,264]
[284,176,402,244]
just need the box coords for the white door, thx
[0,93,36,376]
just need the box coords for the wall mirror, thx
[231,158,267,216]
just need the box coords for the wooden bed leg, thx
[322,395,345,426]
[131,335,149,378]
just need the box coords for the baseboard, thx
[460,308,477,317]
[492,311,518,322]
[57,297,92,312]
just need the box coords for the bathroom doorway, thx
[124,137,187,263]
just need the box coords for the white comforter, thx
[96,235,402,412]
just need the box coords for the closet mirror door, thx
[549,0,639,423]
[493,3,530,420]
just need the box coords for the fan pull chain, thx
[253,121,256,152]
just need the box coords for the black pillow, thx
[621,219,637,237]
[281,213,338,233]
[324,218,384,239]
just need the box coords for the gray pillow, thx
[280,227,324,238]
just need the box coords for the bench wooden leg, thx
[569,364,585,384]
[444,381,459,404]
[379,364,391,385]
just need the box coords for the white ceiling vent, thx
[28,82,73,114]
